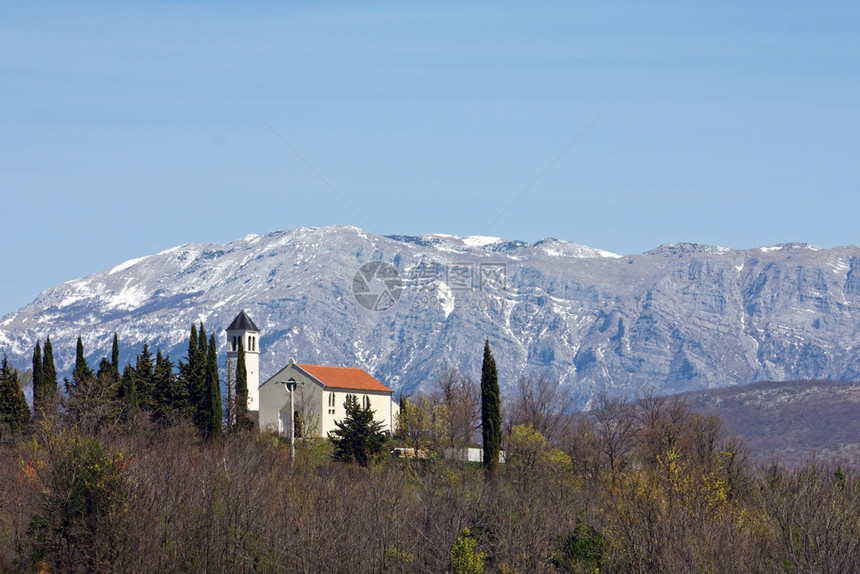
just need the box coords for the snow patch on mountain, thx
[436,282,455,317]
[109,256,148,275]
[106,280,147,311]
[462,235,502,248]
[529,238,621,259]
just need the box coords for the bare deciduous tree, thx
[507,374,575,446]
[436,366,480,448]
[592,393,638,475]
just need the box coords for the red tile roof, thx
[297,364,392,393]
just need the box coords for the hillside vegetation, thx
[683,379,860,467]
[1,392,858,573]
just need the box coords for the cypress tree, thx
[205,333,222,439]
[0,356,30,433]
[193,324,208,428]
[179,324,203,425]
[481,339,501,480]
[96,333,120,386]
[180,325,198,403]
[188,324,199,360]
[198,323,208,361]
[180,324,221,437]
[110,333,120,380]
[69,336,94,394]
[32,341,43,417]
[43,337,57,413]
[234,338,251,430]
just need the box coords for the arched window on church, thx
[232,336,237,351]
[362,395,370,409]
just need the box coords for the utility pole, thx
[281,377,302,466]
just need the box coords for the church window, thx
[363,395,370,409]
[232,336,237,351]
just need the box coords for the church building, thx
[225,310,397,437]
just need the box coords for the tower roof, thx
[226,310,259,332]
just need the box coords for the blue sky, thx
[2,2,858,316]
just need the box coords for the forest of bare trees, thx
[0,362,858,573]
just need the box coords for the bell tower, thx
[226,309,261,412]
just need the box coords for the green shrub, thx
[450,527,485,574]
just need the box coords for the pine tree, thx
[94,333,124,421]
[329,394,386,466]
[234,338,252,430]
[66,337,121,429]
[204,333,222,439]
[43,337,57,403]
[153,350,181,423]
[32,341,43,417]
[133,343,155,411]
[118,365,139,421]
[96,357,111,380]
[95,354,119,405]
[0,356,30,434]
[481,339,501,480]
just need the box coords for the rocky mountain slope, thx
[2,226,859,407]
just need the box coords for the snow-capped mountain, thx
[2,226,859,408]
